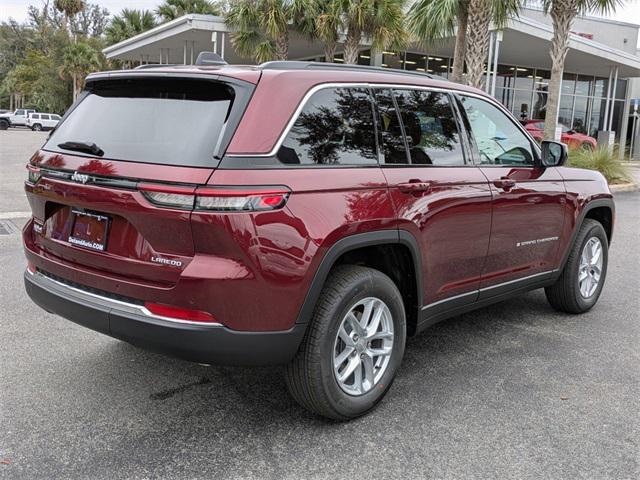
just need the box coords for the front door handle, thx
[398,180,433,195]
[493,177,516,191]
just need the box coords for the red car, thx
[23,59,614,420]
[523,120,597,150]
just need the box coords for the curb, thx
[609,183,638,193]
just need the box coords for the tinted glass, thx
[41,115,50,120]
[394,89,464,166]
[45,78,236,167]
[32,114,39,119]
[277,87,377,165]
[52,115,61,120]
[459,96,534,166]
[374,89,408,164]
[16,110,25,115]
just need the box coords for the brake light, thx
[143,302,218,323]
[26,165,41,184]
[139,184,290,212]
[26,261,36,274]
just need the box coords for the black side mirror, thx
[540,140,568,167]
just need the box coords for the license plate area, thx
[68,208,110,251]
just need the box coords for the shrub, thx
[567,146,631,185]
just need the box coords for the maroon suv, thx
[23,61,614,420]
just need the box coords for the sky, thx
[1,0,639,47]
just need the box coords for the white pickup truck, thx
[0,109,36,130]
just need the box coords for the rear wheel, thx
[0,120,8,130]
[32,123,42,131]
[285,265,406,420]
[581,142,594,151]
[545,219,608,313]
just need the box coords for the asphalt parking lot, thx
[1,129,639,479]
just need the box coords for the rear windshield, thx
[45,77,238,167]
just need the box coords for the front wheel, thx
[545,219,608,313]
[32,123,42,131]
[285,265,406,420]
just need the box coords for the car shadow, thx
[81,289,561,426]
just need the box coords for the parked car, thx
[0,108,36,129]
[23,60,614,420]
[27,112,62,131]
[523,119,597,150]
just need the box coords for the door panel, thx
[478,166,566,292]
[384,168,493,306]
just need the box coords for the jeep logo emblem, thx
[71,172,90,184]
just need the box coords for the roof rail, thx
[259,61,440,81]
[134,63,180,69]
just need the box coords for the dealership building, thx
[103,6,640,159]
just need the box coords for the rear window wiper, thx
[57,141,104,157]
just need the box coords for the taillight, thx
[195,187,289,211]
[26,165,41,184]
[143,302,218,323]
[139,183,195,209]
[139,184,290,212]
[26,261,36,274]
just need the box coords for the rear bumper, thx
[24,269,306,366]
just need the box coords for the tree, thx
[541,0,621,141]
[106,9,157,45]
[58,41,102,101]
[226,0,312,62]
[331,0,408,65]
[408,0,469,83]
[156,0,221,22]
[54,0,85,34]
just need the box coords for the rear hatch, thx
[25,72,255,287]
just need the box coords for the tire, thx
[32,123,42,131]
[0,120,8,130]
[581,142,594,151]
[285,265,406,420]
[545,219,608,314]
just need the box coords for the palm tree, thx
[328,0,407,65]
[54,0,85,34]
[226,0,313,62]
[156,0,221,22]
[314,0,340,62]
[408,0,469,83]
[58,41,102,101]
[105,9,157,45]
[541,0,621,141]
[409,0,521,87]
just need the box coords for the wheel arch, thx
[295,230,423,335]
[560,197,614,271]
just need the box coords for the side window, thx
[32,114,39,119]
[277,87,377,165]
[374,89,408,164]
[41,115,50,120]
[459,96,535,166]
[394,89,464,166]
[16,110,25,116]
[52,115,61,121]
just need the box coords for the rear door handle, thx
[398,180,432,195]
[493,177,516,191]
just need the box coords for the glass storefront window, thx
[514,66,535,90]
[382,51,403,69]
[593,77,608,97]
[404,52,427,72]
[558,94,574,127]
[589,98,606,137]
[495,87,513,111]
[512,89,533,121]
[495,64,515,89]
[358,50,371,66]
[532,91,548,119]
[610,100,624,138]
[428,56,449,78]
[572,96,589,134]
[615,79,626,99]
[534,69,551,93]
[575,75,593,96]
[562,73,576,95]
